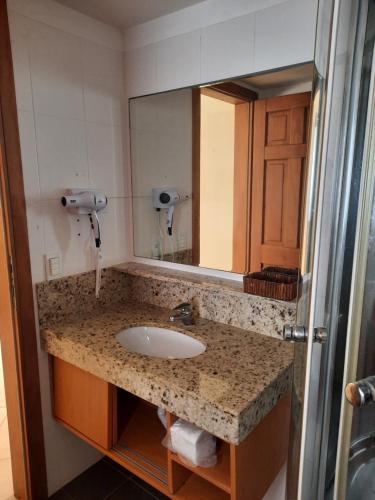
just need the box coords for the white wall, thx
[7,0,129,494]
[123,0,318,97]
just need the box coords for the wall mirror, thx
[130,63,313,274]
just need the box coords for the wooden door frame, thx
[192,88,201,265]
[192,83,257,271]
[0,2,48,498]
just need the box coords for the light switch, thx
[45,254,62,280]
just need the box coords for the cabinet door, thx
[250,92,311,271]
[53,357,113,449]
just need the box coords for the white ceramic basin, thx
[116,326,206,359]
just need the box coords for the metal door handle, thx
[345,376,375,407]
[283,325,328,343]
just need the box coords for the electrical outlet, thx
[178,235,187,249]
[45,253,62,280]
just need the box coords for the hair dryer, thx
[61,190,108,297]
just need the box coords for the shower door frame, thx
[288,0,372,498]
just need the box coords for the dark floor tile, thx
[102,457,130,478]
[105,479,168,500]
[63,460,127,500]
[102,458,167,499]
[125,474,169,500]
[49,488,73,500]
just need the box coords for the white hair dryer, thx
[152,188,189,236]
[61,190,107,297]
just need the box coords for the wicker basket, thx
[262,266,298,277]
[243,269,298,301]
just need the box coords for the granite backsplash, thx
[37,262,296,339]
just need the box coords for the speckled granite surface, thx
[115,263,296,338]
[41,300,293,445]
[37,268,130,327]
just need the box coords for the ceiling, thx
[55,0,206,29]
[238,63,314,90]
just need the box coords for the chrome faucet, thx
[169,303,194,325]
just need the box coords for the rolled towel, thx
[169,419,217,467]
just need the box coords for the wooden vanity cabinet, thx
[52,356,290,500]
[53,357,113,449]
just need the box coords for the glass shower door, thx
[333,6,375,496]
[286,0,375,498]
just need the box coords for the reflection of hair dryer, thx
[152,188,189,236]
[167,206,175,236]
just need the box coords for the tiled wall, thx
[8,0,130,285]
[123,0,318,97]
[7,0,129,494]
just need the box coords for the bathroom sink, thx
[115,326,206,359]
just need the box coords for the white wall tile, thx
[156,30,201,91]
[99,197,128,266]
[25,205,45,283]
[83,86,123,129]
[29,21,85,120]
[124,45,157,97]
[9,23,33,111]
[7,10,31,40]
[254,0,317,73]
[82,40,123,126]
[123,0,286,51]
[201,13,255,83]
[86,123,126,197]
[8,0,123,50]
[42,199,93,276]
[17,110,40,202]
[35,114,89,199]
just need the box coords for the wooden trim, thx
[250,99,266,272]
[53,358,113,450]
[265,91,311,111]
[0,158,28,499]
[232,102,251,273]
[264,144,307,160]
[0,2,47,498]
[204,82,257,103]
[192,88,201,265]
[260,245,300,268]
[230,392,291,500]
[196,83,257,271]
[56,416,172,497]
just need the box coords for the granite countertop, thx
[42,300,293,445]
